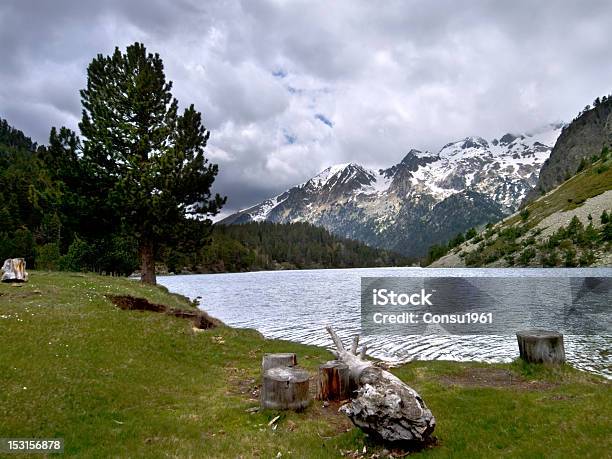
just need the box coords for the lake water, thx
[159,267,612,379]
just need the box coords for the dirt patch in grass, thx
[106,294,220,329]
[302,374,355,436]
[307,399,355,436]
[225,366,260,401]
[438,367,556,390]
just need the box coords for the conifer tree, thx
[78,43,225,284]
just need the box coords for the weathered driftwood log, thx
[317,360,350,401]
[326,326,435,443]
[1,258,28,283]
[260,367,310,411]
[516,330,565,364]
[262,353,297,372]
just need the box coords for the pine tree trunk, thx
[139,238,157,285]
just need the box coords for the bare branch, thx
[360,345,367,360]
[326,326,346,352]
[351,335,359,355]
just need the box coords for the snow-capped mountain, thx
[221,123,564,257]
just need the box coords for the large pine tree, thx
[78,42,225,284]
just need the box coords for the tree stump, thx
[516,330,565,364]
[317,360,350,400]
[260,367,310,411]
[1,258,28,283]
[262,353,297,372]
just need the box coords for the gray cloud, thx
[1,0,611,214]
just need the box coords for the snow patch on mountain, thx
[244,194,288,222]
[307,163,351,188]
[360,170,393,195]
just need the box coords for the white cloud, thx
[1,0,612,212]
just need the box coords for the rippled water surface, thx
[159,267,611,379]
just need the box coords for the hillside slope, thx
[430,150,612,268]
[525,97,612,203]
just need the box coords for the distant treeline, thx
[165,221,411,273]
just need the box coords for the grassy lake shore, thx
[1,272,610,458]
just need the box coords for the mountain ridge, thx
[525,98,612,204]
[221,124,563,257]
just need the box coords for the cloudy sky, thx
[2,1,611,217]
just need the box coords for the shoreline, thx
[154,265,612,278]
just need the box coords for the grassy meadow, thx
[0,272,610,458]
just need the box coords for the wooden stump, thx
[317,360,350,401]
[260,367,310,411]
[516,330,565,364]
[325,327,435,443]
[262,353,297,372]
[1,258,28,283]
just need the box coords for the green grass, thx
[1,272,610,458]
[526,157,612,224]
[507,155,612,230]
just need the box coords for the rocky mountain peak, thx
[499,133,519,145]
[524,101,612,204]
[221,123,563,257]
[461,136,489,149]
[439,136,490,158]
[401,149,435,161]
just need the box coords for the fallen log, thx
[516,330,565,364]
[1,258,28,283]
[326,326,435,443]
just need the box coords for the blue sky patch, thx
[315,113,333,128]
[283,131,297,144]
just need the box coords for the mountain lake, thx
[159,267,612,379]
